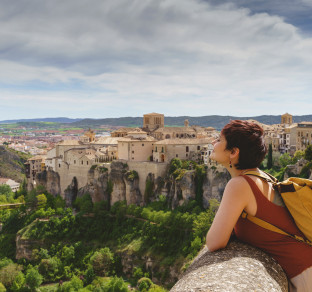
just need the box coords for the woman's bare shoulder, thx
[224,176,252,197]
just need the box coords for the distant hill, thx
[71,114,312,130]
[0,146,31,183]
[2,115,312,130]
[0,117,82,124]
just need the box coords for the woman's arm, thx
[206,176,251,252]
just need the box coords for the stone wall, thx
[170,240,288,292]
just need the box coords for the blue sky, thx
[0,0,312,120]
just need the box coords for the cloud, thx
[0,0,312,119]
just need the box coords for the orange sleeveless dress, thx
[234,175,312,278]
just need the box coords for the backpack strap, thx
[241,170,278,184]
[241,211,312,246]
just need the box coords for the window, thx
[81,161,83,165]
[176,154,178,157]
[87,161,89,165]
[161,147,164,153]
[59,164,61,168]
[132,151,134,154]
[186,146,189,152]
[197,146,200,150]
[74,160,76,164]
[142,144,144,146]
[155,147,157,152]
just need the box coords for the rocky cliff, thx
[35,161,229,209]
[35,169,61,196]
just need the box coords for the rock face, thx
[109,161,142,205]
[35,169,61,196]
[143,167,229,209]
[64,177,78,207]
[170,240,288,292]
[33,161,229,209]
[203,168,230,208]
[77,167,109,203]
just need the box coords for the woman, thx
[206,120,312,292]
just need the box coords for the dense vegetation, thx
[0,147,31,183]
[261,144,312,180]
[0,173,218,291]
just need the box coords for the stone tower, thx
[281,113,293,125]
[143,113,165,131]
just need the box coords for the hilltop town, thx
[17,112,310,198]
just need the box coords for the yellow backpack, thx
[241,170,312,246]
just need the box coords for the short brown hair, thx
[221,120,267,170]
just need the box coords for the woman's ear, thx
[230,147,239,159]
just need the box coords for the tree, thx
[36,194,47,209]
[104,276,129,292]
[267,143,273,169]
[0,282,6,292]
[11,272,25,292]
[25,267,43,291]
[279,153,292,168]
[304,145,312,161]
[0,263,22,289]
[90,248,114,276]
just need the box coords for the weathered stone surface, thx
[77,167,109,202]
[170,240,288,292]
[64,177,78,206]
[203,168,230,208]
[35,169,61,196]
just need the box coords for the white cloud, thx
[0,0,312,119]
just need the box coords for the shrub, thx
[62,275,83,292]
[0,282,6,292]
[0,263,22,288]
[10,272,25,292]
[74,194,93,214]
[25,267,43,290]
[90,247,114,276]
[104,276,128,292]
[38,257,61,282]
[137,277,153,291]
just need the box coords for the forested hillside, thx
[0,146,30,182]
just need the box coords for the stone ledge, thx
[170,239,288,292]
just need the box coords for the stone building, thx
[153,138,214,163]
[25,155,46,187]
[294,122,312,151]
[143,112,164,131]
[281,113,293,126]
[118,129,156,161]
[0,178,20,192]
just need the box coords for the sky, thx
[1,0,312,120]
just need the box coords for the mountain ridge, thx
[1,115,312,130]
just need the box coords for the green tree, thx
[25,267,43,291]
[74,194,93,213]
[90,248,114,276]
[61,275,83,292]
[11,272,25,292]
[104,276,128,292]
[279,153,292,168]
[0,282,6,292]
[36,194,47,209]
[137,277,153,292]
[267,143,273,169]
[304,145,312,161]
[293,150,304,163]
[0,263,22,289]
[0,185,14,202]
